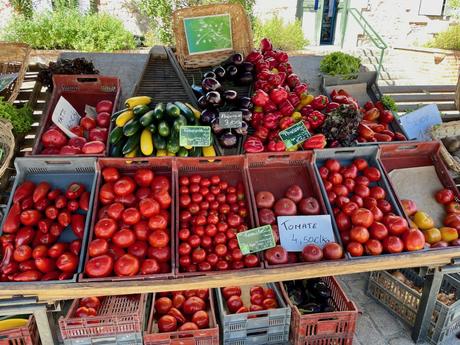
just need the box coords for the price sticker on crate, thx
[179,126,211,147]
[277,215,335,251]
[279,121,311,149]
[219,111,242,129]
[237,225,276,255]
[52,96,81,138]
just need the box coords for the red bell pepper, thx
[263,113,279,129]
[244,136,265,153]
[279,117,295,130]
[307,111,326,129]
[286,74,301,89]
[251,112,264,129]
[338,89,351,97]
[3,203,21,234]
[267,140,286,152]
[260,38,273,52]
[267,72,286,87]
[257,70,271,81]
[252,90,270,107]
[279,100,294,117]
[288,92,300,107]
[375,100,385,113]
[302,120,312,132]
[254,126,269,141]
[255,60,269,72]
[325,102,340,112]
[269,87,288,105]
[330,89,338,99]
[267,129,280,141]
[263,101,277,113]
[364,101,375,111]
[300,105,314,117]
[302,134,327,149]
[358,123,375,140]
[263,50,277,59]
[265,57,278,70]
[294,84,308,98]
[332,95,350,104]
[311,95,329,110]
[245,51,263,63]
[275,51,289,63]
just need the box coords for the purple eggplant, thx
[200,108,218,125]
[241,109,252,122]
[197,95,208,109]
[239,97,252,109]
[218,131,238,148]
[236,71,253,86]
[223,90,238,103]
[240,61,254,73]
[206,91,223,107]
[213,66,226,80]
[202,77,222,92]
[226,65,238,80]
[234,121,248,136]
[203,71,216,79]
[212,122,224,135]
[230,53,243,65]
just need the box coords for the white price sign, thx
[51,96,81,138]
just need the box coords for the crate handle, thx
[395,144,419,151]
[198,159,222,164]
[334,150,355,154]
[246,328,268,336]
[76,77,99,83]
[268,154,290,160]
[44,160,72,165]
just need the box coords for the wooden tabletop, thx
[1,247,459,302]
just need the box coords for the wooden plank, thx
[0,249,458,302]
[398,102,457,112]
[392,93,454,102]
[381,85,456,94]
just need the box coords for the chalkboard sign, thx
[278,215,335,251]
[279,121,311,149]
[237,225,276,255]
[219,111,242,129]
[179,126,211,147]
[183,14,233,55]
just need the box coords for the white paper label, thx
[278,215,335,252]
[399,104,442,141]
[51,97,81,138]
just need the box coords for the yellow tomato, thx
[413,211,435,230]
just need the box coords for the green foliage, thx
[3,9,136,52]
[52,0,78,10]
[319,52,361,76]
[136,0,255,45]
[253,15,309,51]
[381,95,398,112]
[448,0,460,9]
[0,97,34,135]
[8,0,32,17]
[426,25,460,51]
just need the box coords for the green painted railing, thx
[341,8,388,79]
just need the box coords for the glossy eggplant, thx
[197,95,208,109]
[218,131,238,148]
[234,121,248,136]
[203,71,216,79]
[202,77,222,92]
[236,71,253,86]
[223,90,238,103]
[240,61,254,73]
[213,66,226,80]
[205,91,223,107]
[200,108,218,125]
[241,109,252,122]
[226,65,238,80]
[239,97,252,109]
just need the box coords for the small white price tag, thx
[51,97,81,138]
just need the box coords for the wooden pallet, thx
[381,84,460,121]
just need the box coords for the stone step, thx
[380,85,456,93]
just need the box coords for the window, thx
[419,0,445,16]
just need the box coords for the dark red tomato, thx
[214,232,226,245]
[48,243,67,259]
[250,286,264,296]
[325,159,340,173]
[20,210,41,226]
[183,296,206,315]
[18,259,36,272]
[226,295,243,313]
[198,261,212,271]
[69,240,82,256]
[15,227,35,247]
[206,253,218,266]
[354,184,370,199]
[179,243,192,256]
[216,260,229,270]
[85,255,114,278]
[343,165,358,179]
[192,248,207,263]
[113,177,136,196]
[363,197,377,209]
[121,208,141,225]
[133,221,149,241]
[55,252,78,274]
[41,271,60,281]
[94,218,118,239]
[148,214,168,231]
[200,178,211,187]
[128,241,147,258]
[136,187,152,200]
[140,258,160,275]
[107,202,124,220]
[318,166,329,180]
[344,178,355,192]
[148,230,169,248]
[188,234,201,248]
[112,229,136,248]
[108,245,124,261]
[13,245,32,262]
[151,176,170,193]
[35,257,56,273]
[134,169,154,187]
[179,255,191,268]
[102,167,120,182]
[335,212,351,232]
[13,270,42,282]
[214,244,227,257]
[179,194,191,208]
[179,176,189,186]
[114,254,140,276]
[222,287,242,300]
[32,245,48,259]
[370,186,386,200]
[377,199,392,213]
[178,228,190,241]
[243,254,259,267]
[147,246,171,263]
[363,167,381,182]
[158,315,177,333]
[262,298,278,309]
[154,191,172,210]
[88,239,109,257]
[350,226,370,244]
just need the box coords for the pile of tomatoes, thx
[178,174,260,272]
[319,158,425,256]
[84,167,172,278]
[154,289,211,333]
[221,285,278,314]
[1,180,89,281]
[74,296,102,318]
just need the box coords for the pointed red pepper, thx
[279,100,295,117]
[302,134,327,149]
[311,95,329,110]
[244,136,265,153]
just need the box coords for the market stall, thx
[0,3,460,345]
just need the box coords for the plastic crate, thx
[175,156,263,277]
[312,146,411,259]
[246,151,336,268]
[79,157,175,282]
[59,294,147,345]
[368,269,460,344]
[321,71,408,144]
[0,157,98,285]
[215,282,291,345]
[0,315,40,345]
[279,277,358,345]
[144,290,219,345]
[32,74,121,157]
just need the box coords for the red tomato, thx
[323,242,343,260]
[226,295,243,313]
[350,226,370,244]
[318,166,329,179]
[151,176,170,193]
[56,252,78,273]
[354,184,370,199]
[148,246,171,263]
[134,169,154,187]
[192,248,207,263]
[324,159,340,173]
[335,212,351,232]
[216,260,229,270]
[94,218,118,239]
[107,203,124,220]
[383,236,404,253]
[365,239,383,255]
[35,257,56,273]
[112,229,136,248]
[403,229,425,251]
[148,214,168,230]
[183,296,206,315]
[262,298,278,309]
[113,177,136,196]
[355,176,370,186]
[48,243,67,259]
[363,167,381,182]
[140,258,160,274]
[13,245,32,262]
[192,310,209,329]
[222,287,242,300]
[121,208,141,225]
[353,158,368,171]
[158,315,177,333]
[114,254,140,276]
[351,208,374,228]
[384,215,409,236]
[20,210,41,226]
[370,186,386,200]
[347,242,364,257]
[350,195,363,207]
[102,168,120,183]
[243,254,259,268]
[85,255,114,278]
[250,293,263,306]
[370,206,384,222]
[69,239,82,255]
[128,241,148,258]
[134,221,149,241]
[154,191,172,210]
[155,296,173,314]
[435,189,455,205]
[328,172,343,185]
[148,230,169,248]
[250,286,264,296]
[108,245,124,261]
[342,202,359,216]
[80,297,101,309]
[13,270,42,282]
[369,222,388,240]
[377,199,392,213]
[332,185,348,197]
[32,245,48,259]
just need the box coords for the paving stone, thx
[364,301,409,337]
[355,314,388,345]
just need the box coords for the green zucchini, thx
[133,104,150,117]
[174,101,195,124]
[139,110,155,127]
[122,132,141,155]
[123,118,141,137]
[153,102,165,122]
[158,121,170,137]
[173,115,187,132]
[166,102,181,119]
[109,126,124,145]
[153,134,166,150]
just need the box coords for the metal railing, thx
[341,8,388,79]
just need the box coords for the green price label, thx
[183,14,233,55]
[279,121,311,149]
[179,126,211,147]
[237,225,276,255]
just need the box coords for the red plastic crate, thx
[0,315,40,345]
[59,294,146,342]
[279,277,359,345]
[143,290,219,345]
[79,157,175,282]
[175,156,263,277]
[32,74,121,157]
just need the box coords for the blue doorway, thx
[320,0,339,44]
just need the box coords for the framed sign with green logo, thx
[279,121,311,149]
[179,126,211,147]
[183,14,233,55]
[237,225,276,255]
